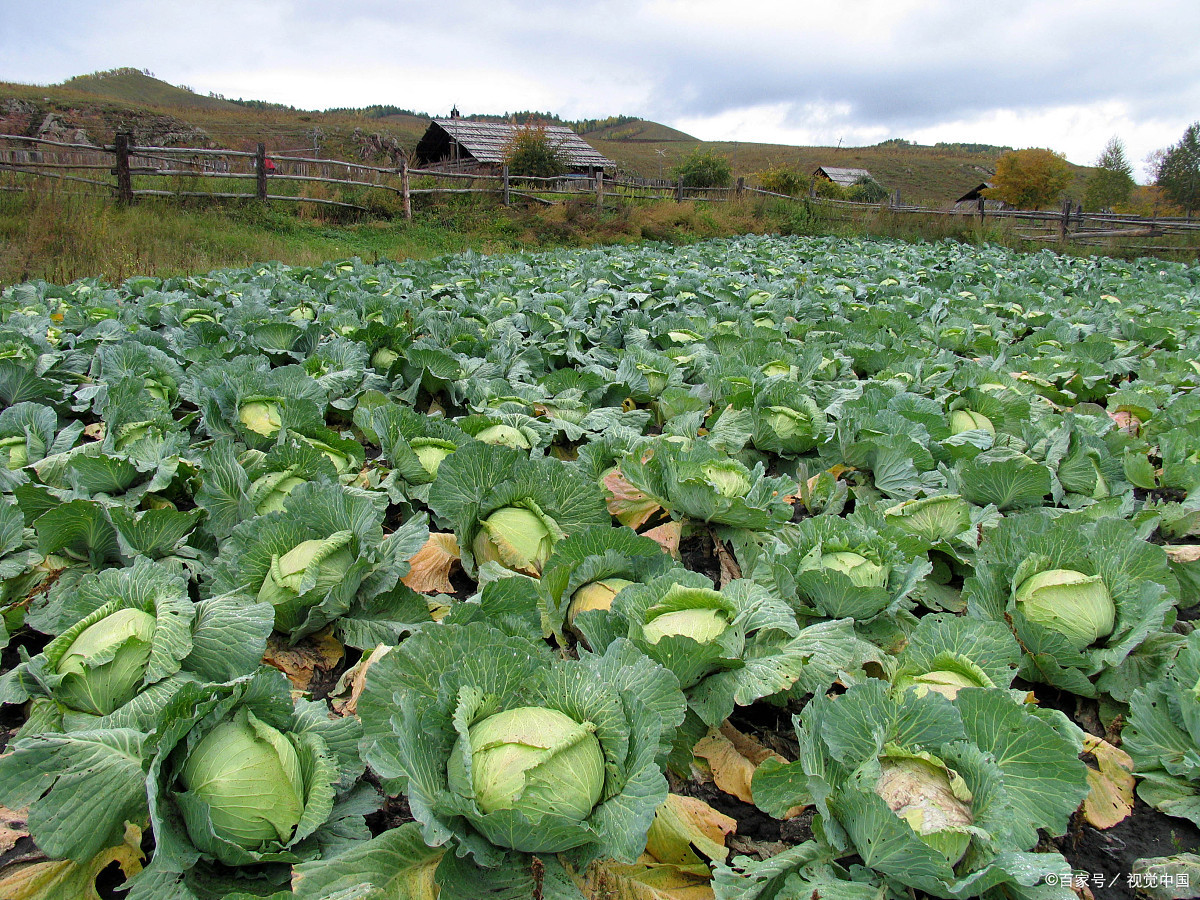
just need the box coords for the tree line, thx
[985,124,1200,216]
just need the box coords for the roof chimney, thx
[450,105,460,119]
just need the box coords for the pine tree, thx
[1084,137,1135,211]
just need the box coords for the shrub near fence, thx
[2,131,1198,257]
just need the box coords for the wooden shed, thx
[414,116,615,174]
[953,182,1007,211]
[813,166,874,188]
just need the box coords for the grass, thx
[0,187,808,286]
[4,178,1193,289]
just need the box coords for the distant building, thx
[414,116,615,174]
[813,166,875,188]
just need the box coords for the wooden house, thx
[414,114,615,174]
[813,166,874,188]
[953,182,1007,211]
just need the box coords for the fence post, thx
[1059,197,1072,242]
[114,132,133,205]
[977,196,986,224]
[502,165,510,206]
[401,160,412,220]
[255,143,268,201]
[596,170,604,211]
[675,176,684,203]
[736,176,744,199]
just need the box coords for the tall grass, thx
[2,182,1191,289]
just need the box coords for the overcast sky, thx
[3,0,1197,178]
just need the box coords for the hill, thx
[61,68,244,112]
[0,69,1092,205]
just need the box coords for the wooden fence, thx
[3,132,1198,254]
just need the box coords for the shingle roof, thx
[814,166,874,187]
[417,119,614,169]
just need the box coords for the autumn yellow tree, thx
[985,148,1073,209]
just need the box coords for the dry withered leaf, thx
[0,805,28,856]
[1166,545,1200,565]
[402,532,461,594]
[581,857,716,900]
[603,469,664,531]
[0,822,143,900]
[329,644,392,717]
[645,793,735,867]
[263,626,345,693]
[1081,733,1135,829]
[642,521,683,559]
[694,724,782,806]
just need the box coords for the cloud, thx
[2,0,1197,167]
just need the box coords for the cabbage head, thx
[54,607,156,716]
[256,530,356,633]
[472,505,560,577]
[875,753,974,864]
[965,513,1177,700]
[949,408,994,435]
[1013,567,1115,652]
[248,469,307,515]
[446,706,605,827]
[130,669,372,897]
[567,576,634,626]
[819,550,888,589]
[752,679,1088,899]
[178,706,306,852]
[474,423,532,449]
[238,399,283,437]
[412,439,455,478]
[359,623,685,882]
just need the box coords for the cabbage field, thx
[0,234,1198,899]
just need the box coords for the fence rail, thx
[1,132,1196,255]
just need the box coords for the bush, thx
[757,166,809,196]
[671,149,733,189]
[813,179,846,199]
[503,123,567,179]
[846,177,890,203]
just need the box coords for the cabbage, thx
[474,424,532,449]
[472,506,557,576]
[257,531,356,632]
[412,440,455,477]
[248,470,306,515]
[567,577,634,626]
[819,550,888,588]
[55,607,156,716]
[642,607,729,645]
[700,461,751,498]
[875,754,974,864]
[447,706,605,833]
[178,706,306,852]
[238,400,283,437]
[1014,568,1115,651]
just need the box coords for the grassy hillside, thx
[584,119,696,143]
[0,69,1091,206]
[61,68,244,111]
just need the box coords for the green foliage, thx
[846,176,889,203]
[502,122,568,179]
[757,165,809,196]
[1156,122,1200,215]
[1085,136,1136,211]
[670,148,733,188]
[986,147,1073,209]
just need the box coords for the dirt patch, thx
[1054,802,1200,899]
